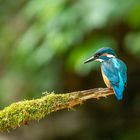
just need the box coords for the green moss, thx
[0,92,73,132]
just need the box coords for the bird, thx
[84,47,127,100]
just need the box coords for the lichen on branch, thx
[0,88,114,132]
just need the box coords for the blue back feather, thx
[101,58,127,100]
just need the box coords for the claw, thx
[102,94,107,98]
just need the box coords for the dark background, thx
[0,0,140,139]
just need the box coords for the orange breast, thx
[101,69,111,88]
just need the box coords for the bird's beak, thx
[84,56,96,64]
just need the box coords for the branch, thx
[0,88,114,132]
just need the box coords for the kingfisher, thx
[84,47,127,100]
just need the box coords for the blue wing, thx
[101,58,127,100]
[113,58,127,86]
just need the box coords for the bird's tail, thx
[113,86,123,100]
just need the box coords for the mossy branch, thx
[0,88,114,132]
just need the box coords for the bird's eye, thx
[95,54,100,57]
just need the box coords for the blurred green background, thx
[0,0,140,139]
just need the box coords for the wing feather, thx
[101,58,127,100]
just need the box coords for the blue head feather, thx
[95,47,117,62]
[84,47,117,63]
[95,47,117,56]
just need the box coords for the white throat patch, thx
[96,59,104,62]
[106,54,115,58]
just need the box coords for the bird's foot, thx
[101,94,107,98]
[95,92,108,99]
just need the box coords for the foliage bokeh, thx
[0,0,140,139]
